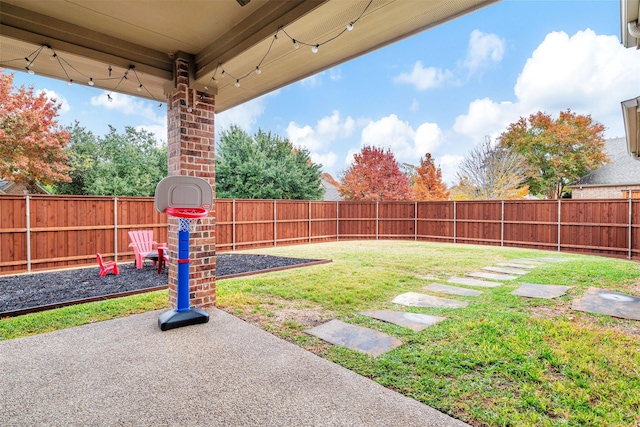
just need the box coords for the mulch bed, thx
[0,254,327,314]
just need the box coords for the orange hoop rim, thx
[165,207,208,219]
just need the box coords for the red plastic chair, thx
[96,253,119,277]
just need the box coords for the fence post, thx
[274,200,277,247]
[232,199,236,251]
[26,195,31,272]
[453,201,457,244]
[414,202,417,241]
[309,201,312,244]
[501,200,504,247]
[336,201,339,241]
[114,197,118,261]
[629,198,633,260]
[376,202,379,240]
[557,200,562,252]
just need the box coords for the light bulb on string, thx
[235,80,240,88]
[293,39,299,49]
[26,67,35,75]
[137,84,143,92]
[347,22,354,31]
[255,66,261,75]
[67,79,73,86]
[311,45,319,54]
[107,94,113,102]
[88,78,94,86]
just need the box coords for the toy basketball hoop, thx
[154,176,213,331]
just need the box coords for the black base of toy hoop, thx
[158,308,210,331]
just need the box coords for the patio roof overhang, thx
[0,0,498,113]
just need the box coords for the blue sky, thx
[8,0,640,186]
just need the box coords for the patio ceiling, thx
[0,0,498,113]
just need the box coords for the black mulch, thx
[0,254,327,314]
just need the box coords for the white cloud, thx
[410,99,419,112]
[329,69,342,81]
[90,91,164,125]
[437,154,465,187]
[311,151,338,169]
[287,110,355,163]
[394,61,453,90]
[463,30,505,74]
[39,89,70,114]
[136,123,167,144]
[215,96,266,134]
[360,114,443,165]
[453,29,640,142]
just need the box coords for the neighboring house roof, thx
[571,137,640,187]
[0,178,50,194]
[0,179,11,194]
[321,178,342,201]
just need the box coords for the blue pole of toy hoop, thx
[176,218,191,312]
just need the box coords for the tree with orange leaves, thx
[499,110,607,199]
[411,153,449,201]
[340,145,411,201]
[0,71,70,192]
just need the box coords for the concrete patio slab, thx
[571,287,640,320]
[305,319,403,357]
[448,276,502,288]
[423,283,483,297]
[0,309,469,426]
[511,283,573,299]
[483,266,528,275]
[359,311,446,332]
[392,292,469,309]
[467,271,517,281]
[496,262,537,270]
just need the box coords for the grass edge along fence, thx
[1,195,638,275]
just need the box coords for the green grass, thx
[2,240,639,426]
[0,290,168,340]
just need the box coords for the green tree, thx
[216,125,324,200]
[52,125,167,196]
[52,122,99,195]
[339,145,411,201]
[499,110,607,199]
[0,71,70,192]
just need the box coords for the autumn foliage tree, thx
[340,145,411,201]
[499,110,607,199]
[411,153,449,201]
[452,137,530,200]
[0,71,70,192]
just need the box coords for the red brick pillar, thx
[166,57,216,309]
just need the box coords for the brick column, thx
[166,57,216,309]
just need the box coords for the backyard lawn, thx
[2,240,639,426]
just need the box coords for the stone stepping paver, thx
[359,311,445,332]
[448,276,502,288]
[467,271,517,281]
[571,287,640,321]
[423,283,483,297]
[511,283,573,299]
[392,292,468,308]
[496,262,537,270]
[509,259,546,265]
[483,266,529,275]
[305,319,403,357]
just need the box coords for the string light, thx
[7,45,164,108]
[204,0,372,90]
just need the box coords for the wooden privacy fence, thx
[1,195,638,275]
